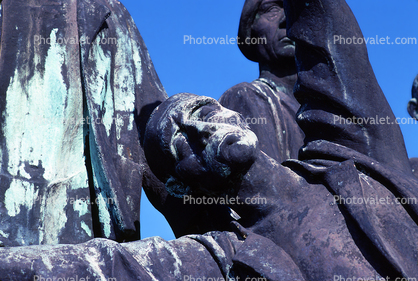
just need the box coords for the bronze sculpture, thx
[0,0,417,280]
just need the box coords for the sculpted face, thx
[144,93,258,197]
[239,0,295,64]
[252,0,295,63]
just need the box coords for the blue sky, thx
[119,0,418,241]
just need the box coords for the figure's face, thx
[146,94,258,196]
[251,0,295,64]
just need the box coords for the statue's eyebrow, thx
[260,0,282,10]
[189,100,216,117]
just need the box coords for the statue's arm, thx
[0,230,307,281]
[0,236,227,280]
[78,0,168,241]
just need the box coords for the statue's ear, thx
[407,98,418,120]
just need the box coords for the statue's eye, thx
[267,5,280,13]
[199,105,217,120]
[259,1,283,16]
[192,104,220,121]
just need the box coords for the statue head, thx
[408,74,418,120]
[238,0,295,67]
[144,93,258,198]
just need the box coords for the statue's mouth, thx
[279,36,295,46]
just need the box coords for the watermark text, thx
[183,195,267,206]
[34,275,117,281]
[333,115,417,125]
[334,35,417,45]
[184,35,267,46]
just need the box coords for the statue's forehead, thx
[155,96,218,131]
[260,0,283,7]
[166,96,219,117]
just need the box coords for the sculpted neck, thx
[259,64,297,94]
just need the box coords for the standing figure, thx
[219,0,304,163]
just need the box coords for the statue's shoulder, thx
[219,80,272,105]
